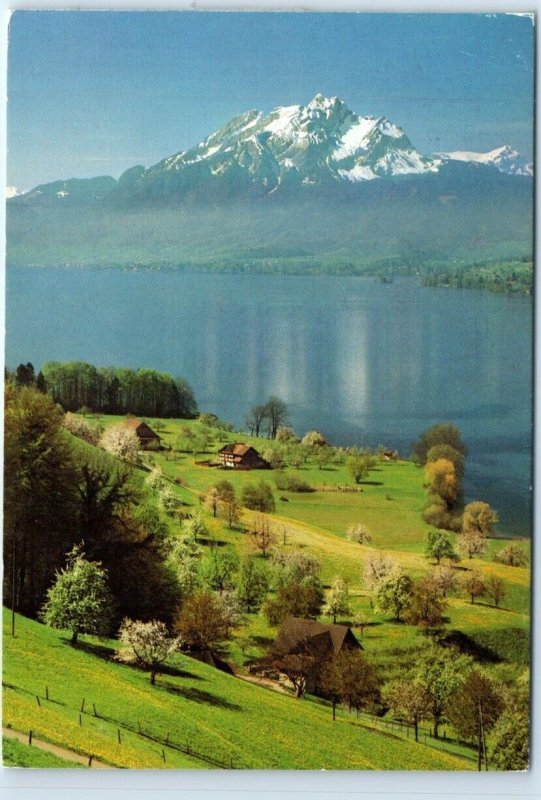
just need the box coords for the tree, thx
[412,423,467,466]
[383,678,431,741]
[490,707,529,771]
[215,590,243,636]
[99,425,140,463]
[313,446,334,470]
[485,575,506,608]
[248,515,276,559]
[244,404,268,437]
[494,543,528,567]
[145,466,166,495]
[362,552,395,590]
[63,412,100,444]
[214,480,241,529]
[158,486,178,517]
[447,669,505,770]
[4,385,79,617]
[276,426,298,443]
[320,650,380,719]
[205,487,220,517]
[346,453,372,484]
[236,557,270,612]
[241,480,275,513]
[462,570,486,604]
[264,396,289,440]
[183,509,208,543]
[271,550,321,587]
[426,443,465,484]
[456,529,487,560]
[432,562,459,598]
[404,575,447,634]
[116,618,181,684]
[412,644,472,739]
[424,530,459,564]
[462,501,499,537]
[373,568,413,621]
[263,579,324,625]
[15,362,36,387]
[200,548,239,594]
[40,545,113,644]
[324,577,351,624]
[174,591,230,652]
[301,430,327,448]
[346,523,372,546]
[424,459,459,509]
[275,649,317,699]
[168,535,202,600]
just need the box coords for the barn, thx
[218,443,269,470]
[123,418,162,450]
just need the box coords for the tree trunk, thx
[71,631,78,645]
[433,715,440,739]
[150,668,156,685]
[414,717,418,742]
[332,701,336,721]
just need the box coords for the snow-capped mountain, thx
[437,146,533,177]
[131,94,440,196]
[10,95,532,210]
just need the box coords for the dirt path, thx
[2,726,112,769]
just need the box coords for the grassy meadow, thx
[3,410,531,768]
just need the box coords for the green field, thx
[3,412,531,769]
[3,610,474,770]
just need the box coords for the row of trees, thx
[8,360,198,418]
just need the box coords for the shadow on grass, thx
[441,630,501,663]
[358,480,384,486]
[161,683,242,710]
[62,638,117,661]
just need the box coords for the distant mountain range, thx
[7,94,534,272]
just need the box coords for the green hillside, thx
[3,610,473,770]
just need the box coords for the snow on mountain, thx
[438,146,533,176]
[136,94,442,194]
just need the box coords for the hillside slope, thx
[3,610,473,770]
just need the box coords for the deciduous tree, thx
[174,591,230,653]
[373,568,413,621]
[462,501,499,537]
[462,570,486,604]
[236,557,270,612]
[404,575,447,634]
[412,644,472,739]
[425,530,459,564]
[346,523,372,546]
[241,480,275,513]
[412,423,467,466]
[40,545,113,644]
[248,514,276,559]
[485,575,506,608]
[324,577,351,624]
[447,669,505,770]
[116,618,180,684]
[99,425,140,463]
[383,678,431,741]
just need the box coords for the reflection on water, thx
[6,268,532,536]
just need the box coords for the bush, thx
[494,543,528,567]
[274,471,314,493]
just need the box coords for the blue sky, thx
[6,11,534,190]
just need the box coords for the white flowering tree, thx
[40,545,113,644]
[99,425,140,463]
[116,618,181,684]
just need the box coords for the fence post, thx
[29,730,33,746]
[88,755,93,767]
[36,695,41,707]
[81,698,85,713]
[45,686,49,701]
[79,714,82,726]
[93,703,97,718]
[118,729,121,745]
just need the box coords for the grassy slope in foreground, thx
[3,610,472,770]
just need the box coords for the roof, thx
[273,617,360,657]
[219,443,256,457]
[123,418,160,438]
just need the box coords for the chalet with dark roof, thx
[218,443,269,470]
[123,418,161,450]
[271,616,361,694]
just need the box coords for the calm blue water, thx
[5,267,533,537]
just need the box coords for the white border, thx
[0,2,538,798]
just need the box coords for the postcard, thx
[3,10,533,772]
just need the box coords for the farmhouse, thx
[123,418,161,450]
[270,617,361,694]
[218,443,269,469]
[273,617,361,660]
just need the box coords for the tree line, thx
[6,360,198,418]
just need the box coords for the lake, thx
[5,267,533,537]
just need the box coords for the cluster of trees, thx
[244,397,289,439]
[4,384,179,623]
[7,360,198,418]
